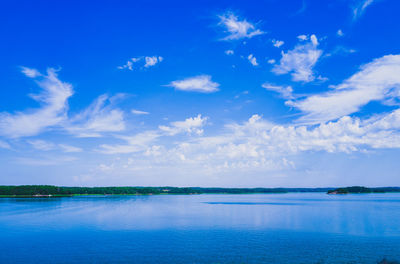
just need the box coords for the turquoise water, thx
[0,193,399,263]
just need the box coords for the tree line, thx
[0,185,332,196]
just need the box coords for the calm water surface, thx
[0,193,399,263]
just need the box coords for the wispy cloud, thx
[262,83,294,99]
[353,0,376,20]
[225,49,234,55]
[58,144,83,153]
[99,115,208,154]
[272,34,322,82]
[66,94,125,137]
[167,75,220,93]
[218,12,264,40]
[99,131,160,154]
[27,140,83,153]
[289,54,400,123]
[27,139,55,151]
[16,156,77,166]
[0,68,73,138]
[20,66,42,78]
[0,140,11,149]
[131,109,149,115]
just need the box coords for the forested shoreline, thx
[1,185,400,197]
[0,185,332,196]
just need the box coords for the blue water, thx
[0,193,399,263]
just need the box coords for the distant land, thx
[327,186,400,194]
[0,185,400,197]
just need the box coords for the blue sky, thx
[1,0,400,187]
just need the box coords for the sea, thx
[0,193,399,263]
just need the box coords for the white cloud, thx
[289,54,400,123]
[66,94,125,137]
[272,39,284,48]
[225,50,234,55]
[117,58,140,70]
[16,156,77,166]
[159,114,208,136]
[99,115,208,154]
[267,59,276,64]
[0,68,73,138]
[329,46,357,56]
[297,35,308,41]
[173,111,400,164]
[353,0,376,20]
[27,140,82,153]
[218,12,264,40]
[27,140,55,151]
[337,29,344,37]
[21,67,42,78]
[144,56,163,68]
[247,54,258,66]
[59,144,83,153]
[131,109,149,115]
[99,131,160,154]
[262,83,294,99]
[272,34,322,82]
[118,56,163,70]
[99,111,400,174]
[0,140,11,149]
[168,75,220,93]
[91,104,400,180]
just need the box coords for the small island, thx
[327,186,400,194]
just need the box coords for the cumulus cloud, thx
[144,56,163,68]
[218,12,264,40]
[167,75,220,93]
[0,68,73,138]
[95,110,400,175]
[225,50,234,55]
[272,34,322,82]
[159,114,208,136]
[267,59,276,64]
[247,54,258,66]
[272,39,284,48]
[262,83,294,99]
[66,94,125,137]
[289,54,400,123]
[337,29,344,37]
